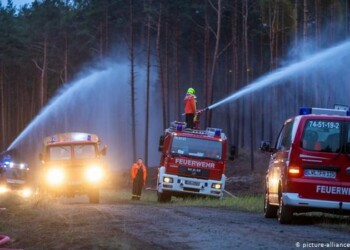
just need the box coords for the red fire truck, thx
[157,121,232,202]
[261,107,350,224]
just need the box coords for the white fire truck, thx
[39,132,107,203]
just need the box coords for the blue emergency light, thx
[214,129,221,137]
[176,125,183,131]
[299,107,350,116]
[299,107,312,115]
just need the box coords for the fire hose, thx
[0,234,10,246]
[181,107,209,129]
[0,208,10,246]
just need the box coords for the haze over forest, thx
[1,0,350,167]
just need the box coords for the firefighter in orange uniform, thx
[130,158,147,200]
[184,87,197,129]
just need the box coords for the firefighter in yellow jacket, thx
[130,158,147,200]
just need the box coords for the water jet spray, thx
[207,40,350,111]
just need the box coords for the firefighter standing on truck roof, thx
[184,87,197,129]
[130,158,147,200]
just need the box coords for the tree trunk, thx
[204,2,210,125]
[207,0,222,127]
[130,0,136,161]
[232,0,239,155]
[174,19,180,120]
[346,0,349,38]
[224,44,232,147]
[303,0,307,46]
[165,20,170,122]
[294,0,299,111]
[145,15,151,166]
[63,32,68,84]
[242,0,254,170]
[302,0,307,105]
[268,0,278,142]
[259,2,265,142]
[240,0,246,147]
[32,35,48,109]
[0,63,5,149]
[156,3,166,130]
[315,0,320,49]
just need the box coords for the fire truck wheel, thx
[277,196,293,224]
[157,192,171,203]
[264,191,278,218]
[89,189,100,204]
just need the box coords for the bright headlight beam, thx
[47,168,65,185]
[85,166,103,183]
[20,188,32,198]
[0,186,8,193]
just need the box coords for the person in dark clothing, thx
[130,158,147,200]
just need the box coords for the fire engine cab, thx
[40,132,107,203]
[157,121,230,202]
[261,107,350,224]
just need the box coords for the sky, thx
[1,0,33,7]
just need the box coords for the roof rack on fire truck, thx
[299,105,350,117]
[167,121,226,139]
[44,132,100,145]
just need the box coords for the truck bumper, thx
[157,166,225,198]
[283,192,350,211]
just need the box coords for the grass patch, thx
[101,188,159,204]
[102,188,264,213]
[171,195,264,213]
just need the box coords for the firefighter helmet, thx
[187,88,195,95]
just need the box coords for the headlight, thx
[211,183,222,189]
[163,177,173,183]
[20,188,33,198]
[85,166,103,183]
[0,186,8,193]
[46,168,65,186]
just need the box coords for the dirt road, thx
[3,194,349,250]
[94,203,350,250]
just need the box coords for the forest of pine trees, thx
[1,0,350,165]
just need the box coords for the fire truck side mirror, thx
[229,145,236,161]
[39,153,43,161]
[100,145,107,156]
[260,141,272,152]
[158,136,165,152]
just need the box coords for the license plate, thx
[69,181,81,185]
[7,179,25,184]
[185,180,200,186]
[304,169,336,178]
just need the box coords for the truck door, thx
[268,119,294,203]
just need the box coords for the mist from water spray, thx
[208,40,350,110]
[7,61,161,168]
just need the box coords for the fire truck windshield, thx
[74,145,96,159]
[171,136,222,160]
[48,144,96,160]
